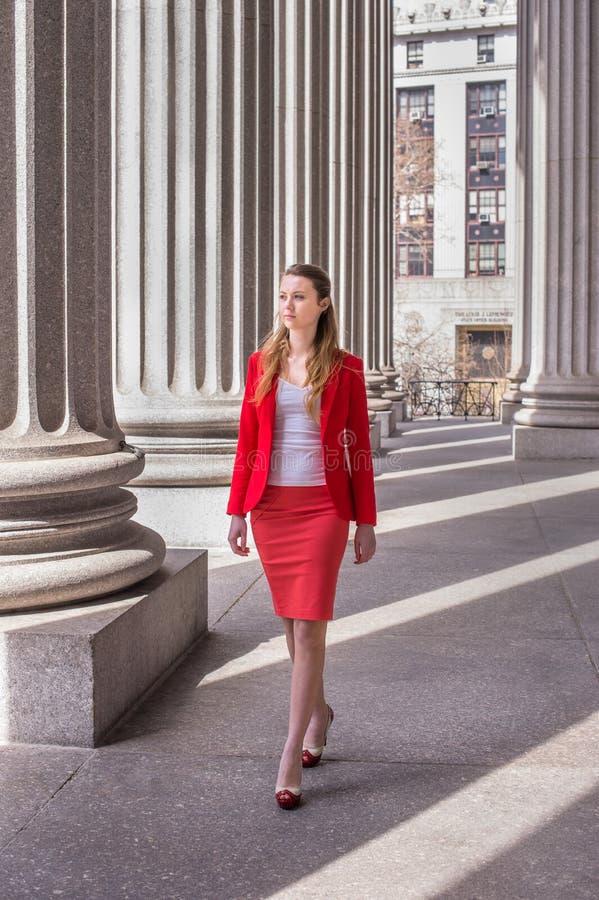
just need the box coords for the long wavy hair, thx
[253,263,347,423]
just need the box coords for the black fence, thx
[408,380,498,421]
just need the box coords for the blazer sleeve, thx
[346,358,377,526]
[226,354,259,517]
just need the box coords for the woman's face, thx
[278,275,328,331]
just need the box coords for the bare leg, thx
[282,616,295,662]
[303,677,329,749]
[281,615,327,740]
[280,616,329,754]
[276,619,328,789]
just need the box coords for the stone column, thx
[325,0,355,348]
[500,0,533,424]
[513,0,599,457]
[354,2,393,416]
[378,0,404,407]
[112,0,396,544]
[0,0,165,611]
[272,0,331,273]
[273,0,396,414]
[113,0,275,485]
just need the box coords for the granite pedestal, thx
[0,550,206,747]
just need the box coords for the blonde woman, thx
[227,263,377,809]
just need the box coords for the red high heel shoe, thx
[302,704,334,768]
[275,786,302,810]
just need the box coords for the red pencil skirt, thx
[249,483,350,621]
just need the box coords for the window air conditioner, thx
[410,110,423,122]
[476,160,490,170]
[479,213,491,224]
[481,105,496,117]
[477,53,488,64]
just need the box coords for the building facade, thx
[393,0,517,391]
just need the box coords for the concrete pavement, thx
[1,419,599,899]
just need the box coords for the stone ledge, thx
[0,549,207,747]
[375,407,397,439]
[369,418,381,452]
[513,425,599,459]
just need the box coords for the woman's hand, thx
[354,524,376,565]
[228,514,251,557]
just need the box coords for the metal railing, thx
[408,380,498,421]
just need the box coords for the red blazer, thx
[226,350,377,525]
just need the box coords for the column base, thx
[369,417,381,453]
[375,406,397,439]
[0,549,207,747]
[367,398,393,413]
[0,520,166,612]
[125,436,238,486]
[392,396,409,424]
[500,400,522,425]
[365,372,393,413]
[513,425,599,459]
[0,446,167,611]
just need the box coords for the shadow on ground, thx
[1,420,598,899]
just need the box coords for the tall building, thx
[393,0,517,389]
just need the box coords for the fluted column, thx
[0,0,165,611]
[501,0,533,424]
[272,0,331,273]
[273,0,395,416]
[327,0,355,348]
[513,0,599,457]
[355,2,392,412]
[378,0,404,403]
[111,0,395,543]
[113,0,274,485]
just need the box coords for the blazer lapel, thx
[319,369,340,439]
[262,373,279,434]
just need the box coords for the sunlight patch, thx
[394,435,511,453]
[376,455,510,481]
[375,470,599,533]
[199,538,599,687]
[266,711,599,900]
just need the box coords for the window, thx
[398,87,434,120]
[468,189,505,222]
[468,241,505,276]
[480,138,494,162]
[477,34,495,64]
[498,135,506,166]
[407,41,423,69]
[467,82,506,116]
[426,192,434,222]
[468,191,476,219]
[398,242,434,277]
[396,87,435,280]
[478,137,497,166]
[468,135,506,169]
[398,193,434,225]
[456,326,511,378]
[409,195,425,218]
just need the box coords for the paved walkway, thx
[2,419,599,899]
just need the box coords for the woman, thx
[226,263,377,809]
